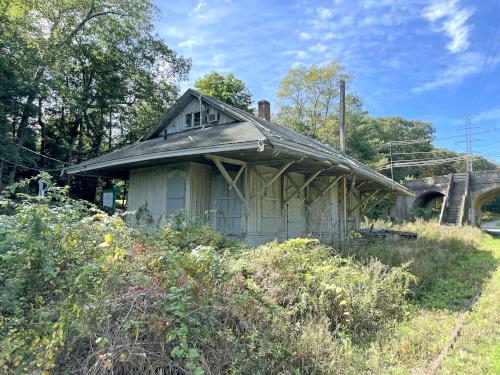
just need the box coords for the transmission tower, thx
[464,115,475,172]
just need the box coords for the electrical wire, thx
[0,157,64,172]
[8,140,69,165]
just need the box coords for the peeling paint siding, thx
[210,167,244,237]
[165,98,237,135]
[127,162,358,246]
[186,163,212,223]
[307,176,340,243]
[245,165,285,245]
[128,166,169,221]
[284,172,306,239]
[350,191,361,231]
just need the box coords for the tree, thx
[274,61,499,183]
[276,61,350,139]
[0,0,191,191]
[194,71,253,112]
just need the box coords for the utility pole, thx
[339,79,346,154]
[389,142,394,180]
[339,79,347,240]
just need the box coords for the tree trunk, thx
[8,67,45,184]
[38,98,46,166]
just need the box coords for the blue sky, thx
[155,0,500,161]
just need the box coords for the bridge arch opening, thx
[472,186,500,226]
[413,191,445,219]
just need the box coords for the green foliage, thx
[0,0,191,189]
[275,61,498,194]
[276,60,351,139]
[0,175,416,374]
[194,71,253,112]
[344,220,495,309]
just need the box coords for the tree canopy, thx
[275,61,497,183]
[0,0,191,192]
[194,71,253,112]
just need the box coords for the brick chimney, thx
[258,100,270,121]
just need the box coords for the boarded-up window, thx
[284,174,305,239]
[211,172,243,236]
[261,188,278,234]
[166,172,186,214]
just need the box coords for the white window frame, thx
[185,111,202,129]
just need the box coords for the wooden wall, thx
[127,162,358,245]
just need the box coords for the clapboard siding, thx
[127,162,357,246]
[186,163,212,223]
[128,166,169,221]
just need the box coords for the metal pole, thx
[339,79,346,154]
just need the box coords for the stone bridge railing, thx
[473,169,500,185]
[404,175,451,190]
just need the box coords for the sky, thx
[154,0,500,162]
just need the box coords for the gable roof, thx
[66,89,411,196]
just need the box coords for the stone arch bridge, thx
[392,170,500,225]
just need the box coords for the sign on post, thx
[102,188,117,214]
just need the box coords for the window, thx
[185,112,201,128]
[185,113,192,128]
[193,112,201,127]
[166,172,186,215]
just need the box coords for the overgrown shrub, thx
[0,175,418,374]
[344,219,490,307]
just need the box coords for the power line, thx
[465,0,500,116]
[377,156,466,170]
[0,157,64,172]
[8,140,69,165]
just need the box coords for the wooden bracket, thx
[205,155,246,203]
[283,167,327,206]
[363,192,390,214]
[351,181,367,194]
[251,157,305,200]
[309,175,344,206]
[360,189,382,212]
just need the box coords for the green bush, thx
[344,220,490,308]
[0,175,416,374]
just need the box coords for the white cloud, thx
[476,107,500,121]
[309,43,328,53]
[317,7,333,20]
[322,32,336,40]
[193,0,207,12]
[422,0,474,54]
[163,27,186,38]
[284,50,309,60]
[412,52,481,93]
[178,38,203,48]
[298,31,312,40]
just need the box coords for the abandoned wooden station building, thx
[66,89,411,245]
